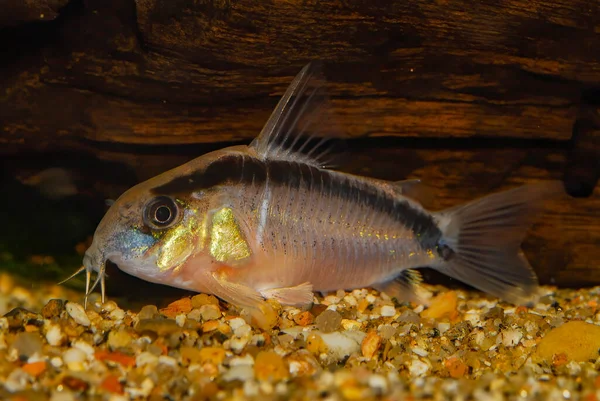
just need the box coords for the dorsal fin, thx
[250,62,341,168]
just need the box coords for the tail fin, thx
[432,181,564,305]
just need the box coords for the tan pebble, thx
[65,303,91,327]
[199,304,222,321]
[534,320,600,363]
[315,309,342,333]
[361,331,382,359]
[306,333,327,355]
[201,320,219,332]
[137,305,159,320]
[254,351,289,381]
[107,330,133,350]
[421,291,458,320]
[287,350,321,377]
[102,300,118,313]
[134,318,181,336]
[191,294,220,308]
[218,323,232,335]
[199,347,226,365]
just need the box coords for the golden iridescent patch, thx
[209,207,251,264]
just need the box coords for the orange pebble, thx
[421,291,458,320]
[22,361,46,377]
[95,350,136,367]
[444,356,468,378]
[160,298,193,318]
[100,374,123,394]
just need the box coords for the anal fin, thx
[373,269,430,305]
[260,282,314,307]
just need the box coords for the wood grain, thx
[1,0,600,150]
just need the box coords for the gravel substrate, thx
[1,271,600,401]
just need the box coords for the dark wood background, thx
[1,0,598,288]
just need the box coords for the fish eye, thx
[143,196,179,229]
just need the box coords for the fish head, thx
[82,152,230,284]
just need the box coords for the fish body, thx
[74,63,563,320]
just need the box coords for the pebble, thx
[315,309,342,333]
[409,358,430,377]
[361,331,382,359]
[65,302,91,327]
[421,291,458,320]
[380,305,396,317]
[199,304,221,321]
[254,351,289,381]
[107,330,133,350]
[46,323,66,346]
[534,320,600,363]
[137,305,159,320]
[222,365,255,382]
[11,331,43,360]
[63,347,87,371]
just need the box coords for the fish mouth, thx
[58,245,112,308]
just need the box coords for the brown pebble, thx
[138,305,159,320]
[198,347,226,365]
[107,330,134,350]
[135,318,181,336]
[293,311,314,326]
[254,351,289,381]
[62,375,90,391]
[310,304,328,317]
[11,332,43,360]
[315,309,342,333]
[41,299,65,319]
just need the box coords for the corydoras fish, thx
[65,63,563,326]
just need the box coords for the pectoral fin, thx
[260,282,314,307]
[373,269,430,305]
[196,266,277,330]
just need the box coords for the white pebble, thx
[343,295,357,306]
[175,314,186,327]
[380,305,396,317]
[243,380,260,397]
[409,358,430,377]
[222,365,255,382]
[126,377,154,398]
[437,322,451,334]
[412,347,429,357]
[501,329,523,347]
[136,352,159,367]
[368,374,388,394]
[50,356,63,368]
[66,303,91,327]
[72,340,95,358]
[229,354,254,366]
[158,355,178,367]
[63,348,86,371]
[230,336,249,354]
[228,317,247,330]
[4,368,30,392]
[234,324,252,337]
[109,308,126,321]
[46,324,65,346]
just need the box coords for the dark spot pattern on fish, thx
[152,152,442,250]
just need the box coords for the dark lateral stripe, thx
[151,154,267,195]
[152,153,442,250]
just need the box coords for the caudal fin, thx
[432,181,564,305]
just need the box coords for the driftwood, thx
[0,0,599,287]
